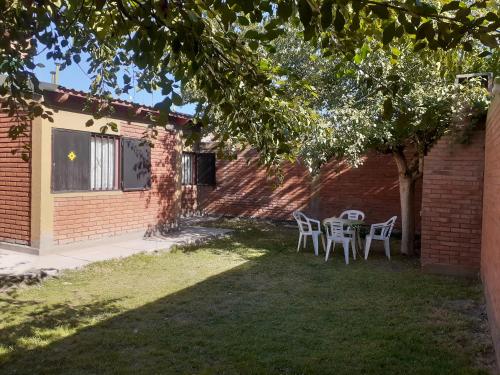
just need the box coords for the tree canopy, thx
[1,0,499,166]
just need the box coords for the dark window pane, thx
[52,129,90,192]
[196,153,216,186]
[121,138,151,191]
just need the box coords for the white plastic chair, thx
[364,216,397,260]
[339,210,365,221]
[324,219,356,264]
[292,211,324,256]
[339,210,365,250]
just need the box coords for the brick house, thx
[0,82,197,254]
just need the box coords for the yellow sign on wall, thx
[68,151,77,161]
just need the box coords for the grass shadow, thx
[0,220,494,375]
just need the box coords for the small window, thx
[91,135,120,191]
[182,153,196,185]
[456,72,493,91]
[121,138,151,191]
[196,153,216,186]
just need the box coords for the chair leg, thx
[384,238,391,260]
[356,229,362,252]
[325,239,332,261]
[312,234,319,256]
[303,235,307,249]
[321,234,326,252]
[297,233,302,252]
[364,235,372,260]
[343,240,350,265]
[351,238,356,260]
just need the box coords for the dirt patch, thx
[443,298,498,374]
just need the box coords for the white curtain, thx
[91,136,115,190]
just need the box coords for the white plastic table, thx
[322,217,365,253]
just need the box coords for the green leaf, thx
[478,50,491,58]
[277,0,293,21]
[333,8,345,32]
[455,7,470,20]
[441,1,461,12]
[298,0,313,27]
[416,22,434,41]
[238,16,250,25]
[478,33,498,48]
[383,98,393,120]
[172,91,183,106]
[248,40,259,50]
[462,41,472,51]
[413,40,427,51]
[320,0,333,29]
[237,0,254,13]
[303,24,315,41]
[244,29,260,39]
[370,4,390,19]
[382,22,396,45]
[85,119,94,127]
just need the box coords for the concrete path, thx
[0,226,231,276]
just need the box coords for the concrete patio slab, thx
[0,226,231,277]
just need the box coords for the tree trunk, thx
[392,151,418,256]
[398,174,416,256]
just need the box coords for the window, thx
[181,152,216,186]
[121,138,152,191]
[182,153,195,185]
[456,73,493,91]
[196,153,216,185]
[91,135,119,191]
[52,129,151,193]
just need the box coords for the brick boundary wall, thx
[52,123,180,245]
[186,149,422,231]
[420,130,485,276]
[0,113,31,245]
[481,86,500,366]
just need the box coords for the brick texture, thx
[482,93,500,365]
[184,149,422,230]
[53,123,179,245]
[0,113,31,245]
[420,130,485,274]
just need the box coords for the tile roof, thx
[52,85,193,121]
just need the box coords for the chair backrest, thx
[340,210,365,221]
[293,211,311,233]
[325,219,346,239]
[382,216,397,238]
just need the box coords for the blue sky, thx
[33,54,197,116]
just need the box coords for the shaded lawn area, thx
[0,219,494,375]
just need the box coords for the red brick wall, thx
[482,91,500,365]
[191,149,421,229]
[53,123,179,245]
[181,185,198,216]
[198,149,311,220]
[420,130,485,275]
[317,152,422,229]
[0,113,31,245]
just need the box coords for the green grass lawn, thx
[0,219,495,375]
